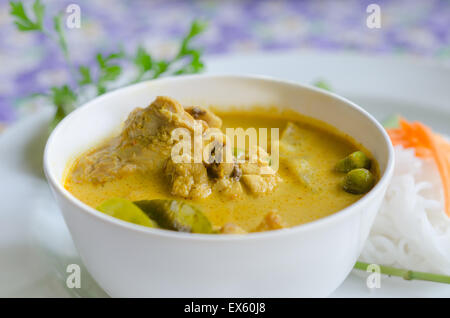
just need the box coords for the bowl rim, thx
[43,73,395,242]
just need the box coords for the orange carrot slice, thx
[387,119,450,217]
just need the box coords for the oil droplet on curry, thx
[64,96,378,234]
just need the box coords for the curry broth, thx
[65,107,374,231]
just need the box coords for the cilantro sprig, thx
[10,0,207,130]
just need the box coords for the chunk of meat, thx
[72,96,200,184]
[240,145,274,175]
[220,223,247,234]
[203,136,235,178]
[121,96,198,145]
[164,158,211,199]
[239,146,281,195]
[213,177,244,199]
[185,106,222,128]
[240,162,275,175]
[253,211,286,232]
[162,113,240,200]
[71,140,140,184]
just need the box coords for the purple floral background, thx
[0,0,449,128]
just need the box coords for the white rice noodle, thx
[360,146,450,275]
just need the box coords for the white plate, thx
[1,51,449,297]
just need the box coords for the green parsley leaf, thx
[178,20,207,57]
[10,0,44,31]
[78,66,92,86]
[32,0,44,29]
[134,46,153,73]
[102,65,122,81]
[172,20,207,74]
[96,52,123,95]
[153,60,169,78]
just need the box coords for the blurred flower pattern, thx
[0,0,449,126]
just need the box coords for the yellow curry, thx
[64,96,378,234]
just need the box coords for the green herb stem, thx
[354,261,450,284]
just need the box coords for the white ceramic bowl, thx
[44,75,394,297]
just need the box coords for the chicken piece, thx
[71,141,139,184]
[72,96,200,184]
[253,211,286,232]
[185,106,222,128]
[239,146,281,195]
[213,177,244,199]
[121,96,199,145]
[201,128,236,179]
[240,162,275,175]
[240,145,274,175]
[164,158,212,199]
[162,104,241,200]
[220,223,247,234]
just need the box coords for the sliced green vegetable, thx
[135,199,214,234]
[279,122,318,190]
[97,198,158,228]
[342,168,375,194]
[335,151,371,173]
[280,122,303,149]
